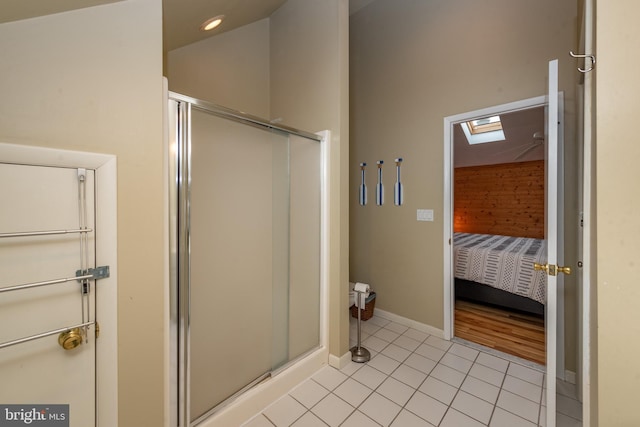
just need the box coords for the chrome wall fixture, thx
[569,51,596,73]
[357,157,405,208]
[394,158,404,206]
[359,162,367,206]
[376,160,384,206]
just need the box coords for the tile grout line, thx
[253,317,581,427]
[440,347,487,426]
[354,321,493,426]
[371,322,537,427]
[376,327,441,426]
[348,321,440,425]
[375,326,482,426]
[304,317,578,427]
[487,359,511,427]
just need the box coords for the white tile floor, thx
[243,314,582,427]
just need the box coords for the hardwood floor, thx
[454,299,546,365]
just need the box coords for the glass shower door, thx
[170,94,322,427]
[188,109,291,423]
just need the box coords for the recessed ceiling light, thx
[200,15,224,31]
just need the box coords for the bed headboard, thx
[454,160,544,239]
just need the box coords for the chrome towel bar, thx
[0,228,93,239]
[0,321,95,350]
[0,266,109,294]
[0,274,94,294]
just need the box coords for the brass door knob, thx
[558,266,572,275]
[534,263,571,276]
[58,328,83,350]
[533,263,549,273]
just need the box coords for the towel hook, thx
[569,51,596,73]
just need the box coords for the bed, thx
[453,232,546,316]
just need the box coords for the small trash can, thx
[350,291,376,321]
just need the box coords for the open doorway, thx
[454,106,546,364]
[443,96,565,369]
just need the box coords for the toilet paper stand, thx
[350,289,371,363]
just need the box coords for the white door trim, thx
[443,95,546,339]
[579,0,594,423]
[442,95,565,377]
[546,59,560,425]
[0,142,118,427]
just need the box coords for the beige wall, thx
[167,18,271,117]
[350,0,579,369]
[0,1,165,427]
[596,2,640,425]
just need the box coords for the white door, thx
[0,163,97,426]
[543,58,570,427]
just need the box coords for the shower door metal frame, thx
[168,92,322,427]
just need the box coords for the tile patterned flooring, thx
[243,314,582,427]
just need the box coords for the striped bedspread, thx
[453,232,547,305]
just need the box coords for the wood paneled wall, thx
[454,160,544,239]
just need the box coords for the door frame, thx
[0,142,118,427]
[577,0,594,423]
[442,95,565,376]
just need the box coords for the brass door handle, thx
[533,263,572,276]
[58,327,83,350]
[533,263,549,274]
[558,266,572,275]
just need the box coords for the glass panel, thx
[287,136,321,361]
[180,103,322,423]
[467,115,503,134]
[189,110,290,421]
[271,130,290,372]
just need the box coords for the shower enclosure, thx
[168,93,324,426]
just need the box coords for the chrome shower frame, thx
[168,92,322,427]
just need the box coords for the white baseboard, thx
[374,308,445,339]
[329,351,352,370]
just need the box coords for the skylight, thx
[461,115,506,144]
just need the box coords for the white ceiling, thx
[164,0,376,51]
[454,107,546,168]
[162,0,288,52]
[1,0,374,52]
[0,0,286,52]
[0,0,122,24]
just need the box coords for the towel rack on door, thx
[0,321,96,350]
[0,266,109,349]
[0,167,104,352]
[0,266,110,294]
[0,228,93,239]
